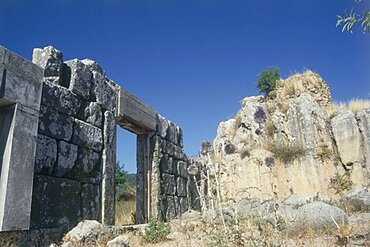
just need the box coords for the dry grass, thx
[327,99,370,119]
[115,186,136,225]
[267,142,306,164]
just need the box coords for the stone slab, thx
[116,87,157,134]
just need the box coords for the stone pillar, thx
[0,46,43,231]
[136,134,150,223]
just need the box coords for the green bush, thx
[142,217,171,243]
[256,66,280,95]
[116,162,127,186]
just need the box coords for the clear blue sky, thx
[1,0,369,173]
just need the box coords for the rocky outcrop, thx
[196,72,370,203]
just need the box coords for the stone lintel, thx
[116,87,157,134]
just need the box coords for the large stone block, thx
[38,105,73,141]
[81,102,102,127]
[72,119,103,152]
[54,141,78,177]
[92,74,116,111]
[162,173,176,195]
[81,183,100,220]
[35,134,57,175]
[104,111,116,146]
[0,46,43,111]
[65,59,92,100]
[75,148,100,174]
[177,160,188,178]
[30,175,81,229]
[160,155,173,174]
[41,80,81,116]
[32,46,63,80]
[177,177,187,197]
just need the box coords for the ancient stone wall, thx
[31,46,118,229]
[150,115,189,221]
[0,45,198,236]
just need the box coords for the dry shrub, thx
[317,144,333,161]
[329,172,353,195]
[267,142,306,164]
[348,99,370,113]
[265,120,276,137]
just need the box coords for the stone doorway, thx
[115,88,157,224]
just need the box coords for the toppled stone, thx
[106,235,130,247]
[82,102,103,127]
[55,141,78,177]
[236,198,277,219]
[62,220,110,247]
[65,59,92,100]
[32,46,63,80]
[289,202,348,232]
[344,188,370,211]
[39,105,73,141]
[35,134,57,175]
[41,80,81,116]
[332,110,361,166]
[72,119,103,152]
[283,194,310,208]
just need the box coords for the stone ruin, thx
[0,45,200,235]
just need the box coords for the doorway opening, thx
[115,127,137,225]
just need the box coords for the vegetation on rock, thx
[256,66,280,95]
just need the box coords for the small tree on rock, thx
[256,66,280,96]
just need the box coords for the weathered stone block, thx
[32,46,63,80]
[177,177,187,197]
[162,140,175,156]
[39,105,73,141]
[176,126,183,148]
[79,171,102,185]
[81,183,100,220]
[75,148,100,174]
[54,141,78,177]
[0,46,43,111]
[179,197,188,214]
[156,114,169,138]
[41,80,81,116]
[177,160,188,178]
[162,173,176,195]
[31,175,81,229]
[65,59,92,100]
[104,111,116,146]
[93,76,116,111]
[160,196,177,221]
[81,102,102,127]
[167,122,176,143]
[35,134,57,175]
[72,119,103,152]
[160,155,173,174]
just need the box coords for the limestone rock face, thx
[332,110,361,166]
